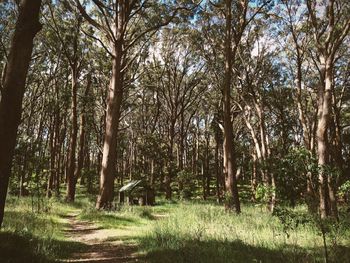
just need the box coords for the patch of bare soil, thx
[61,214,142,263]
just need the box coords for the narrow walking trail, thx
[62,214,142,263]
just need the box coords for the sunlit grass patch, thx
[139,202,350,263]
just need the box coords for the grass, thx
[1,195,88,262]
[76,198,350,262]
[138,202,350,263]
[1,190,350,263]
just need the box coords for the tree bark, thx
[317,57,333,218]
[223,0,240,213]
[0,0,42,228]
[96,43,124,209]
[66,70,79,202]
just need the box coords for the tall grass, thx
[2,194,349,263]
[139,202,350,263]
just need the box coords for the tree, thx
[279,0,319,212]
[221,0,241,212]
[72,0,196,208]
[218,0,271,212]
[144,29,205,199]
[0,0,42,228]
[307,0,350,219]
[46,2,84,201]
[236,23,280,211]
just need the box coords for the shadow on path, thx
[61,214,142,263]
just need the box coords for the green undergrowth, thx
[138,203,350,263]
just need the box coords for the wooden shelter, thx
[119,180,155,206]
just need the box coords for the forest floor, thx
[1,190,350,263]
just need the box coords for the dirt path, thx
[61,214,142,263]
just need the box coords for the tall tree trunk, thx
[317,57,333,219]
[258,109,275,212]
[0,0,42,228]
[328,91,343,219]
[306,0,350,220]
[223,0,240,213]
[294,45,316,212]
[66,70,79,202]
[295,58,310,149]
[54,103,61,196]
[96,44,124,209]
[48,117,55,198]
[178,114,185,194]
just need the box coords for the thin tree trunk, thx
[75,75,91,184]
[19,152,28,197]
[54,107,61,196]
[0,62,7,95]
[192,131,197,176]
[205,133,210,197]
[150,159,154,187]
[201,162,206,200]
[215,137,221,203]
[251,152,257,200]
[165,119,176,200]
[48,117,55,198]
